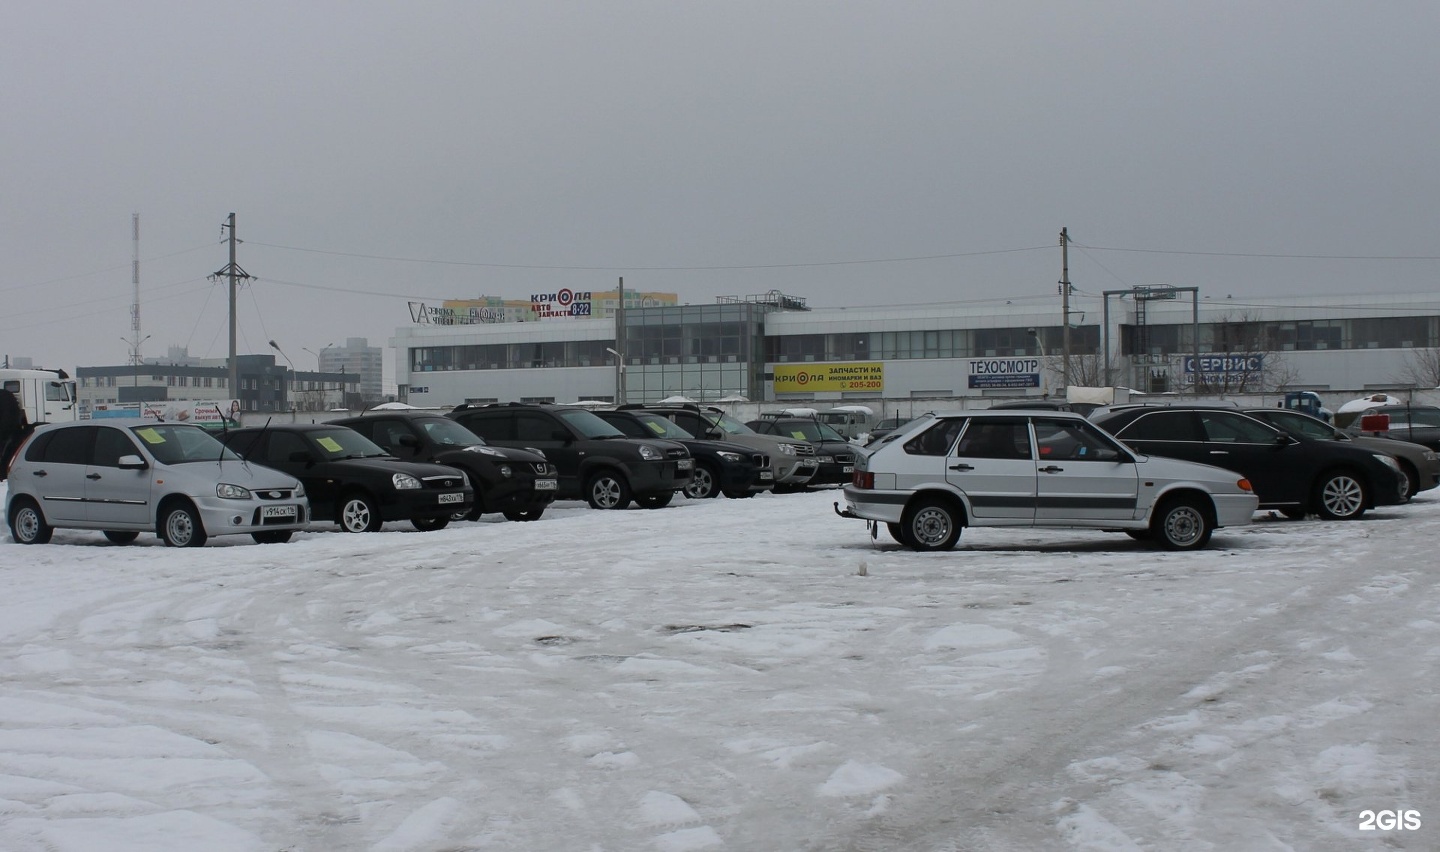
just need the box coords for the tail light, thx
[1237,478,1253,492]
[853,471,874,489]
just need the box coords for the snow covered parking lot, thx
[2,484,1437,851]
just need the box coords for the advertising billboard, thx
[772,363,884,393]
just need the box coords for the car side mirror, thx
[551,429,572,444]
[1274,433,1296,447]
[397,434,420,449]
[117,454,148,470]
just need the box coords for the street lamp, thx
[302,342,333,371]
[268,340,296,412]
[605,347,627,404]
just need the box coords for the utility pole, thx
[1060,227,1072,391]
[210,213,251,402]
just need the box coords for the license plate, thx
[677,459,693,469]
[438,492,464,504]
[535,479,557,490]
[759,470,773,480]
[262,505,296,519]
[842,466,854,474]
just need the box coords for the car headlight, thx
[817,455,834,464]
[778,443,796,455]
[216,483,252,499]
[294,482,306,498]
[716,451,742,462]
[498,464,513,478]
[392,472,423,490]
[1373,453,1402,471]
[638,445,662,460]
[1425,451,1439,462]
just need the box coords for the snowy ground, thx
[1,482,1436,851]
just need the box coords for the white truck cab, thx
[1,368,79,424]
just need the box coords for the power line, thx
[1072,242,1440,261]
[244,241,1055,271]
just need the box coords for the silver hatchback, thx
[837,410,1258,551]
[6,419,309,547]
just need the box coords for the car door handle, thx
[1209,450,1229,455]
[1039,465,1064,473]
[87,473,103,480]
[948,463,974,471]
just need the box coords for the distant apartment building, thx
[317,338,385,402]
[75,351,358,415]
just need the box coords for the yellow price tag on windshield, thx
[791,431,807,440]
[317,437,344,453]
[136,428,165,444]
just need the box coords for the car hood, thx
[182,458,304,491]
[434,444,547,464]
[316,456,460,479]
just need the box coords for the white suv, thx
[837,410,1258,551]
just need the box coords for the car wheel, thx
[412,516,450,532]
[339,493,383,532]
[683,463,720,499]
[1151,497,1212,550]
[251,530,294,544]
[160,501,208,548]
[901,497,963,551]
[503,506,545,522]
[585,471,632,510]
[1397,461,1418,501]
[8,498,53,545]
[1315,470,1367,520]
[103,530,140,544]
[637,492,673,509]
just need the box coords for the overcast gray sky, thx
[4,1,1438,380]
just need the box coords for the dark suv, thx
[746,416,858,488]
[593,409,772,499]
[448,403,692,509]
[332,411,557,522]
[621,403,818,491]
[217,423,474,532]
[1091,404,1406,520]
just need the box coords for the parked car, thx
[837,410,1258,551]
[620,403,818,492]
[6,419,308,547]
[746,416,858,488]
[1243,407,1440,500]
[216,423,473,532]
[1340,403,1440,452]
[593,409,772,499]
[1091,405,1406,520]
[332,411,557,521]
[866,416,917,445]
[448,403,692,509]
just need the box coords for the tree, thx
[1394,348,1440,389]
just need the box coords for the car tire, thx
[637,492,673,509]
[452,506,484,522]
[1151,497,1212,550]
[339,492,383,532]
[252,530,295,544]
[1315,470,1367,520]
[722,489,756,499]
[503,506,545,522]
[412,516,450,532]
[683,463,721,499]
[103,530,140,544]
[159,501,208,548]
[1397,461,1418,501]
[900,497,963,552]
[585,471,632,510]
[8,498,53,545]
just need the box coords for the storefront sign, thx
[408,302,508,325]
[529,289,593,318]
[966,358,1040,389]
[773,363,884,392]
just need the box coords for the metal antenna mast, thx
[130,213,142,364]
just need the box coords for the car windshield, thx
[1387,408,1440,428]
[418,417,484,447]
[709,412,757,436]
[772,420,845,442]
[307,427,390,459]
[1263,411,1340,440]
[634,413,694,439]
[129,423,243,464]
[556,408,626,438]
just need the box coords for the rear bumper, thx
[839,486,907,524]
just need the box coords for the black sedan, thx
[217,424,474,532]
[593,409,773,499]
[1091,405,1406,520]
[333,411,557,521]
